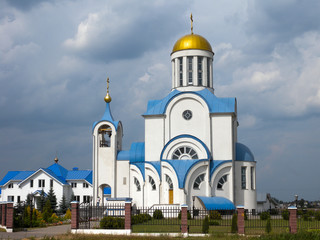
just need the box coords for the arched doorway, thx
[165,175,173,204]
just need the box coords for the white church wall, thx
[161,162,180,205]
[165,94,210,146]
[211,115,233,160]
[185,163,208,207]
[211,164,232,200]
[145,167,160,207]
[116,161,129,198]
[145,117,164,162]
[234,161,257,210]
[130,166,144,208]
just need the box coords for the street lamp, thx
[295,195,298,208]
[192,196,195,219]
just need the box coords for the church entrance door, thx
[169,189,173,204]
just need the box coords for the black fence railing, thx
[79,203,125,229]
[297,210,320,230]
[131,206,181,233]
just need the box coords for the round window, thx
[182,110,192,120]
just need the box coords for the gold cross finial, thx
[104,76,112,103]
[190,13,193,34]
[107,77,110,93]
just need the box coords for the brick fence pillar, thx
[181,204,188,234]
[6,203,14,231]
[71,201,79,230]
[289,206,297,234]
[1,203,6,226]
[124,201,132,230]
[237,206,245,235]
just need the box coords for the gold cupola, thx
[104,77,112,103]
[172,13,213,54]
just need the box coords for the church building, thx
[92,20,257,211]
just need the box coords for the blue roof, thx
[33,190,48,197]
[129,142,145,163]
[236,142,255,162]
[163,159,207,188]
[143,88,236,116]
[145,161,161,179]
[41,168,68,185]
[66,170,92,184]
[11,171,35,181]
[93,102,119,131]
[117,150,130,160]
[47,163,68,178]
[131,162,145,180]
[0,171,21,186]
[197,196,235,210]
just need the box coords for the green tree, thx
[59,195,68,214]
[202,216,209,234]
[231,213,238,233]
[42,199,53,222]
[36,190,46,212]
[47,187,57,212]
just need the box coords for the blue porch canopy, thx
[197,196,235,210]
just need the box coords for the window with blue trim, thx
[134,177,141,192]
[217,174,228,190]
[193,173,205,190]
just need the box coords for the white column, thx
[171,60,175,89]
[194,56,198,86]
[183,56,187,86]
[203,57,208,87]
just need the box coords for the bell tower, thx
[92,77,123,205]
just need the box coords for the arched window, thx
[98,124,112,147]
[165,175,173,190]
[149,176,156,191]
[172,146,198,160]
[217,175,228,190]
[134,177,141,192]
[193,173,205,190]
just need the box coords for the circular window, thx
[182,110,192,120]
[172,146,198,160]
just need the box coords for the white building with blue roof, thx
[92,21,257,211]
[0,157,92,207]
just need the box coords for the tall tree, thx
[36,190,46,212]
[59,195,68,214]
[47,187,57,212]
[42,199,53,222]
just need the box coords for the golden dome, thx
[172,34,213,54]
[104,92,112,103]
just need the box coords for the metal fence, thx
[297,210,320,231]
[131,205,181,233]
[79,203,125,229]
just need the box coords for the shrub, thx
[269,208,279,215]
[315,211,320,221]
[260,211,270,220]
[231,213,237,233]
[209,220,220,226]
[153,209,164,219]
[178,210,191,220]
[100,216,124,229]
[131,214,151,224]
[265,217,272,234]
[209,210,222,220]
[64,209,71,220]
[282,210,289,220]
[49,213,59,223]
[244,211,248,220]
[202,216,209,234]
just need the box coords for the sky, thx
[1,0,320,202]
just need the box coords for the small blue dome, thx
[236,142,255,162]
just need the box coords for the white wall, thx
[116,161,129,198]
[144,117,164,162]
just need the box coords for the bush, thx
[178,210,191,220]
[64,209,71,220]
[49,213,59,223]
[282,210,289,220]
[244,211,248,220]
[265,217,272,234]
[209,220,220,226]
[100,216,124,229]
[315,211,320,221]
[231,213,237,233]
[209,210,222,220]
[131,214,152,224]
[269,208,279,215]
[202,216,209,234]
[260,211,270,220]
[153,209,164,219]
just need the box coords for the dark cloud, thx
[4,0,51,11]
